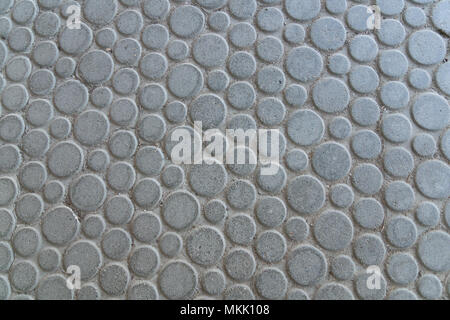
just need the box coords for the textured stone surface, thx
[0,0,448,301]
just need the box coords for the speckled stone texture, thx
[0,0,449,301]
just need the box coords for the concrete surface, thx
[0,0,449,300]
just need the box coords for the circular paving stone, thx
[41,206,79,246]
[349,35,378,62]
[415,160,450,200]
[315,283,354,300]
[350,98,380,127]
[381,114,412,143]
[330,184,354,208]
[408,30,446,65]
[63,241,102,280]
[255,268,287,300]
[385,216,417,248]
[0,209,15,239]
[225,249,255,281]
[0,242,13,272]
[387,253,418,285]
[328,53,350,75]
[168,63,203,99]
[99,263,130,297]
[351,130,382,160]
[70,174,106,212]
[416,202,440,227]
[77,287,103,301]
[314,211,353,251]
[352,163,383,195]
[159,261,197,299]
[82,215,105,240]
[74,111,109,147]
[170,5,204,38]
[36,275,73,300]
[38,247,60,272]
[96,28,116,49]
[285,217,309,242]
[312,142,351,181]
[54,80,88,115]
[287,245,327,286]
[380,82,410,110]
[255,230,286,263]
[0,177,18,206]
[310,17,346,51]
[349,66,379,94]
[189,162,227,198]
[329,117,352,140]
[418,231,450,272]
[101,228,132,261]
[353,234,386,266]
[287,110,324,146]
[113,38,141,66]
[378,50,408,78]
[15,193,43,225]
[193,34,228,68]
[224,285,255,300]
[285,149,308,173]
[159,232,182,258]
[412,93,449,131]
[78,50,113,85]
[255,197,286,228]
[226,180,256,210]
[418,274,443,300]
[163,191,200,230]
[331,255,355,281]
[186,227,225,266]
[83,0,117,26]
[6,56,32,81]
[132,179,161,209]
[0,145,22,173]
[436,62,450,96]
[26,100,53,127]
[190,94,226,130]
[432,0,450,35]
[404,7,426,28]
[287,175,325,214]
[441,130,450,161]
[376,19,405,47]
[127,281,157,300]
[59,24,92,56]
[115,10,142,35]
[408,68,431,91]
[346,5,372,32]
[384,181,415,212]
[353,198,384,230]
[285,0,321,21]
[286,46,323,82]
[12,227,41,257]
[131,212,161,244]
[284,23,305,44]
[257,37,283,63]
[19,162,47,192]
[376,0,404,16]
